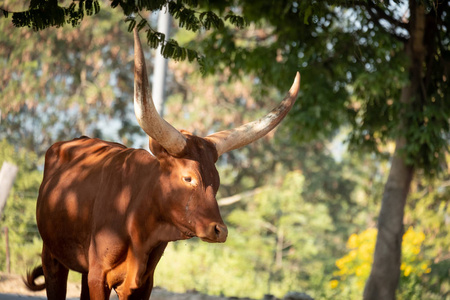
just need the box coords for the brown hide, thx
[30,134,227,299]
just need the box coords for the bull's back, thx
[41,136,127,179]
[36,136,128,272]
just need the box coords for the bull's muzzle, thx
[200,222,228,243]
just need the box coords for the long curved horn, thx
[205,72,300,157]
[134,28,187,156]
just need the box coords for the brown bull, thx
[25,28,300,300]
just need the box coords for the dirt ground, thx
[0,272,229,300]
[0,272,81,297]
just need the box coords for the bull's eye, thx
[182,175,198,187]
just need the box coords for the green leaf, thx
[224,13,247,29]
[127,18,136,32]
[136,18,147,31]
[303,5,312,25]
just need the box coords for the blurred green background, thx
[0,0,449,299]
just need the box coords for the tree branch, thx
[218,187,264,206]
[0,7,9,18]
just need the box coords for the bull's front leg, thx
[87,263,112,300]
[129,278,154,300]
[114,246,149,298]
[87,233,123,300]
[115,242,167,299]
[128,243,168,300]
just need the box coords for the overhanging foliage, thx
[1,0,246,63]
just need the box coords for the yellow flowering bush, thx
[330,227,431,296]
[333,228,377,290]
[401,227,431,276]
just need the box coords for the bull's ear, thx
[149,137,169,159]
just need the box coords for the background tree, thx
[1,0,144,155]
[190,1,449,298]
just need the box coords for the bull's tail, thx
[24,265,45,291]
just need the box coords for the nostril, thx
[205,223,228,242]
[214,224,221,236]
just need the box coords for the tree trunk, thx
[0,161,19,217]
[363,2,428,299]
[363,142,414,300]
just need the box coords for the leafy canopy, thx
[194,0,449,176]
[1,0,246,63]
